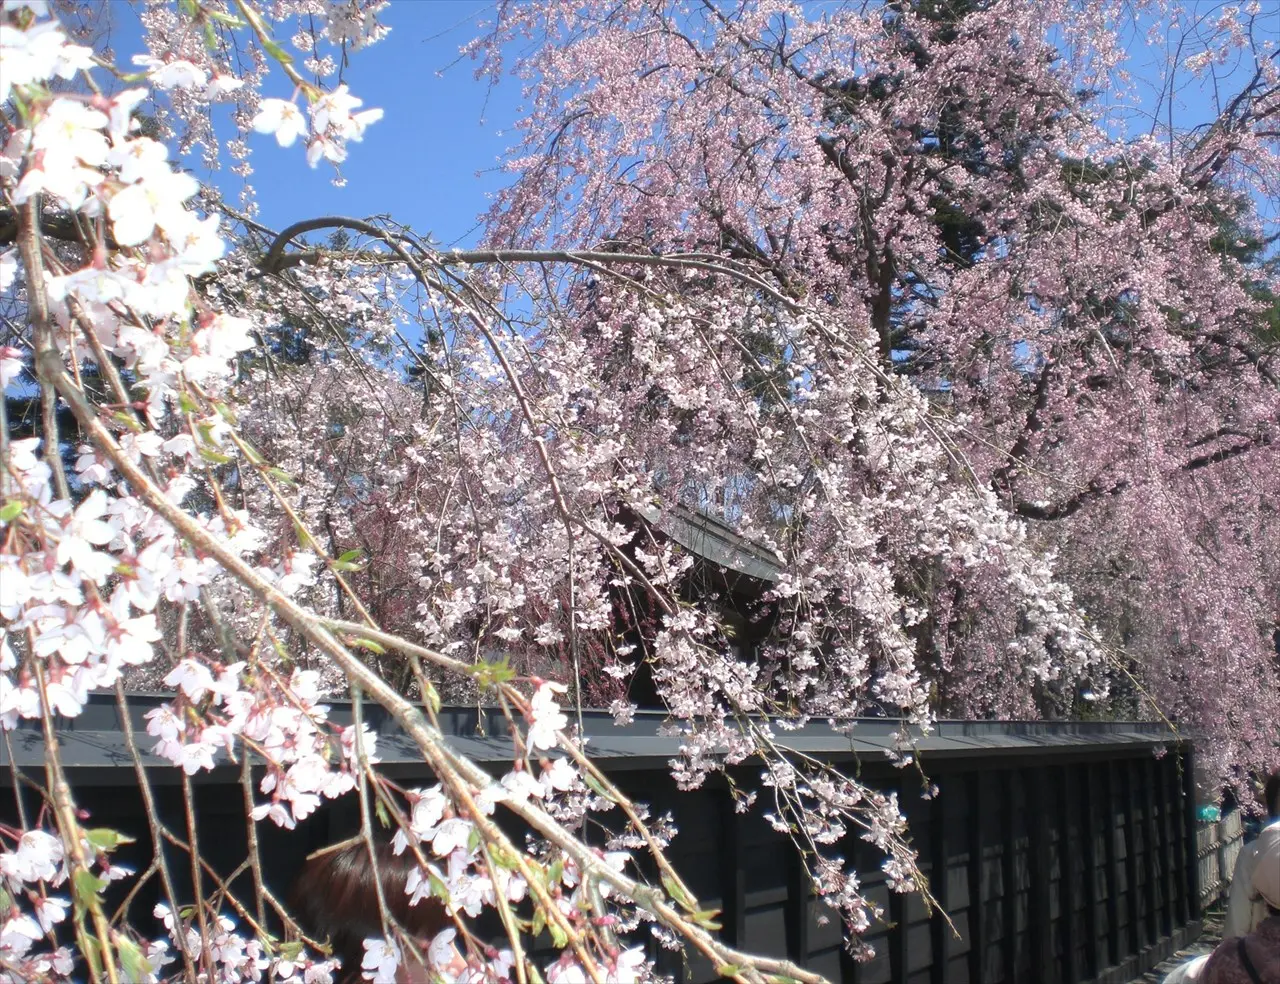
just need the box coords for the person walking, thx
[290,835,466,983]
[1201,821,1280,983]
[1226,773,1280,940]
[1165,772,1280,984]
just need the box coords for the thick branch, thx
[1014,477,1129,521]
[0,205,116,249]
[992,360,1056,496]
[1014,425,1274,520]
[1183,431,1274,472]
[256,216,802,313]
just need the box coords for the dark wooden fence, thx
[2,696,1203,983]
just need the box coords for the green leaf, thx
[715,965,744,979]
[278,941,305,962]
[116,937,151,982]
[692,907,722,931]
[350,637,385,655]
[489,844,518,871]
[179,393,201,414]
[374,799,391,829]
[422,680,441,715]
[583,773,612,800]
[548,922,568,949]
[293,522,316,550]
[469,655,516,688]
[0,501,24,523]
[262,37,294,66]
[198,447,234,465]
[111,411,143,432]
[85,828,135,852]
[333,548,367,572]
[82,935,104,978]
[661,874,692,910]
[72,869,109,912]
[206,10,247,27]
[531,906,546,939]
[267,467,296,485]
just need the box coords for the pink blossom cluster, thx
[152,902,338,984]
[2,0,1278,980]
[474,0,1280,779]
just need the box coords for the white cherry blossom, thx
[106,136,170,184]
[527,681,569,751]
[107,167,200,246]
[361,938,401,982]
[0,830,63,883]
[0,345,22,387]
[163,658,216,700]
[430,817,473,858]
[541,756,578,793]
[253,99,308,147]
[205,73,244,99]
[30,98,107,162]
[0,20,90,101]
[131,54,207,90]
[33,897,67,933]
[49,489,116,578]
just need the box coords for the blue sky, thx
[128,1,1274,249]
[206,1,522,248]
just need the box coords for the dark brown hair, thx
[289,837,448,983]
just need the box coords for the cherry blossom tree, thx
[471,0,1280,774]
[0,0,1277,982]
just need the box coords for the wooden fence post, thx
[1183,747,1202,922]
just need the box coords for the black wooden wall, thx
[4,736,1200,983]
[597,748,1200,983]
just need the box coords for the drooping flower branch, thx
[1,1,1278,982]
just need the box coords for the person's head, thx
[1265,769,1280,820]
[289,837,448,983]
[1254,823,1280,917]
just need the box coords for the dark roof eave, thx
[4,692,1185,777]
[634,502,784,584]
